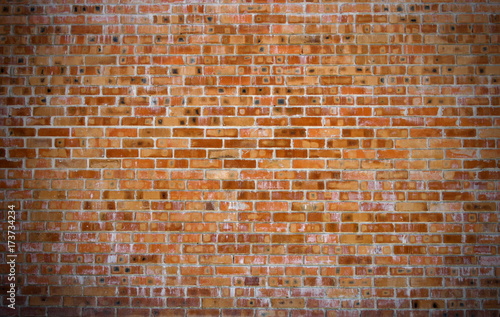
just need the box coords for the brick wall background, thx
[1,0,500,316]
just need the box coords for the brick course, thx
[1,0,500,316]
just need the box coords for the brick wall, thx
[1,0,500,316]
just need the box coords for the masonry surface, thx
[0,0,499,316]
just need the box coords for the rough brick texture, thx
[1,0,500,316]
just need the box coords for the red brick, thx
[2,2,498,315]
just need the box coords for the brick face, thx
[1,0,500,316]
